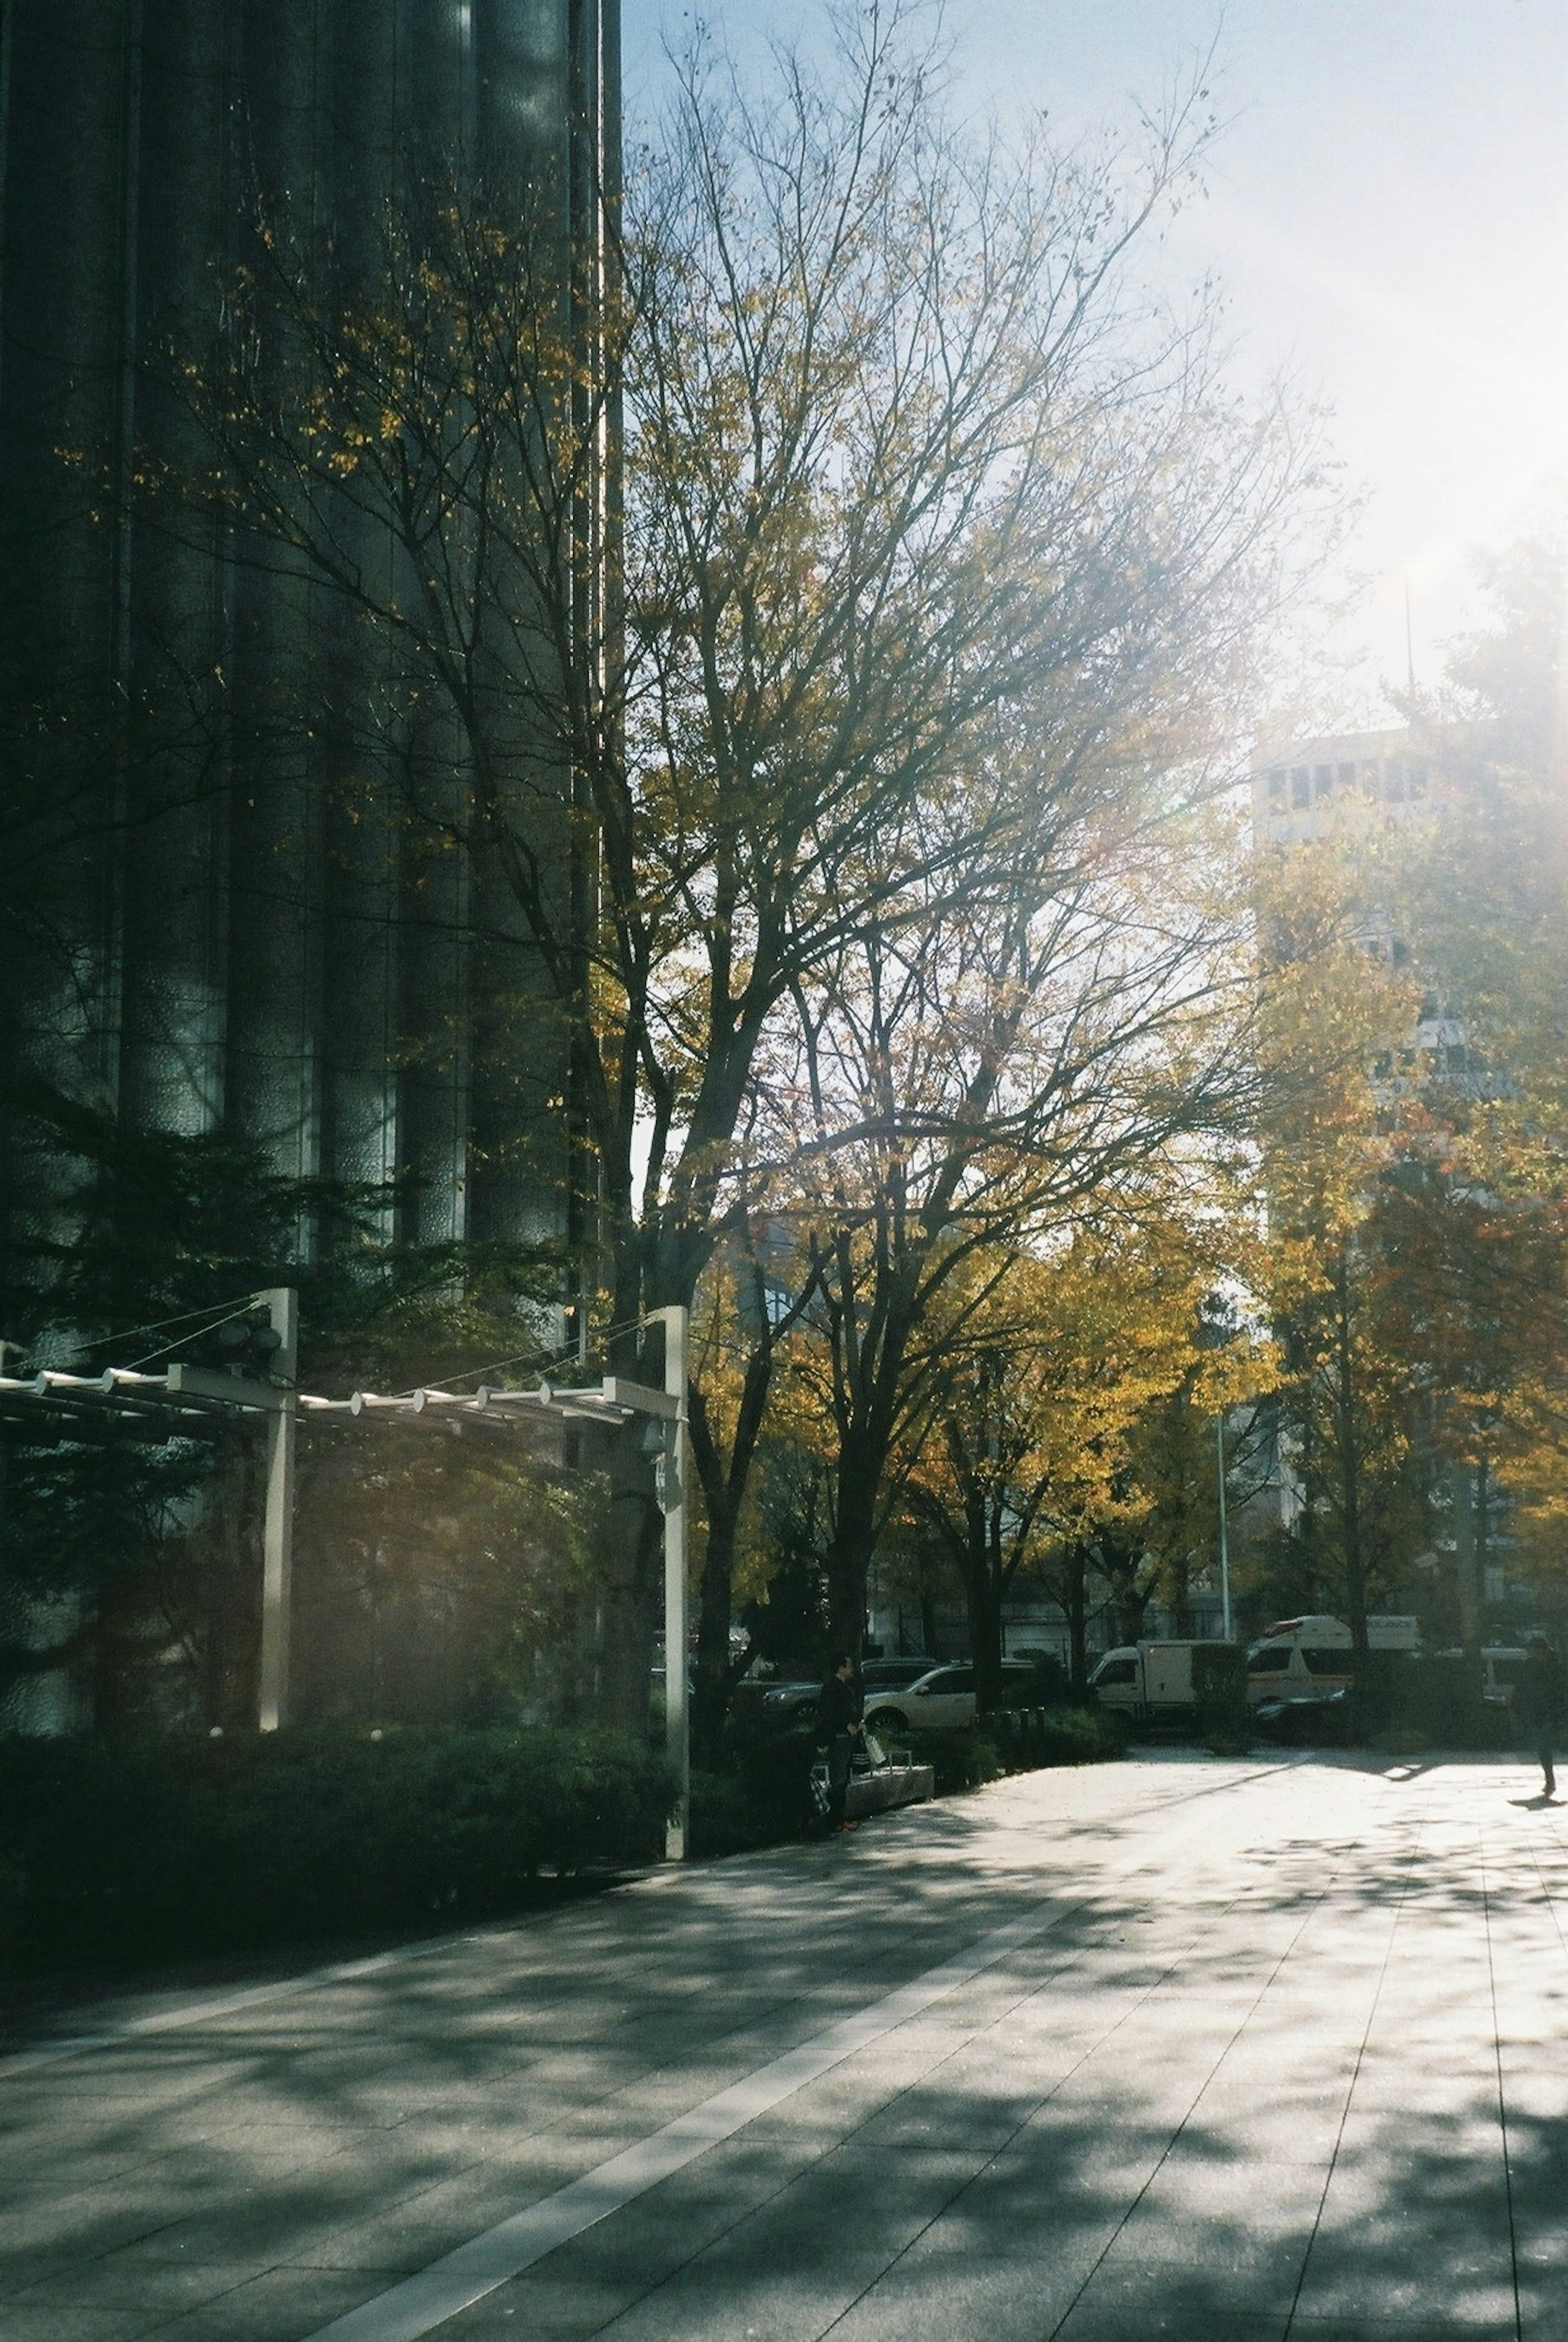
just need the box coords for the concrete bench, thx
[846,1762,935,1818]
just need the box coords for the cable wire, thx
[125,1297,274,1372]
[49,1292,268,1372]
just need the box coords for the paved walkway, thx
[3,1751,1567,2342]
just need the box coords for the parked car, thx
[734,1656,936,1729]
[860,1657,937,1694]
[749,1678,822,1727]
[862,1658,1038,1733]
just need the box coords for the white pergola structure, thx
[0,1297,692,1858]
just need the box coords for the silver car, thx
[863,1659,1037,1732]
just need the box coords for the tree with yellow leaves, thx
[151,0,1332,1725]
[1250,831,1423,1651]
[905,1185,1269,1704]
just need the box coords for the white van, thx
[1245,1614,1419,1708]
[1088,1642,1215,1725]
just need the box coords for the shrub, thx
[1032,1705,1129,1764]
[913,1726,1006,1793]
[1007,1652,1074,1707]
[1388,1656,1508,1750]
[0,1726,674,1976]
[689,1725,825,1856]
[1192,1644,1249,1743]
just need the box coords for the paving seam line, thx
[1478,1827,1526,2342]
[608,1830,1289,2342]
[0,1755,1307,2077]
[1042,1809,1379,2342]
[294,1763,1309,2342]
[813,1851,1285,2342]
[1279,1783,1437,2340]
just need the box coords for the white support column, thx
[257,1287,299,1733]
[656,1306,690,1860]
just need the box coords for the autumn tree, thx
[904,1194,1268,1703]
[1249,538,1568,1657]
[1250,829,1427,1650]
[1377,537,1568,1629]
[155,0,1329,1721]
[772,765,1281,1664]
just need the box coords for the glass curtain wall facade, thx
[0,0,614,1257]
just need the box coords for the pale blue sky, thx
[621,0,1568,718]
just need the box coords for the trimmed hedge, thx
[690,1723,825,1857]
[1192,1645,1250,1744]
[986,1705,1129,1773]
[1379,1654,1510,1749]
[1257,1653,1513,1751]
[690,1705,1126,1856]
[0,1727,674,1975]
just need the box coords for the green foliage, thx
[1257,1655,1509,1750]
[688,1702,1127,1859]
[916,1728,1007,1793]
[0,1727,673,1976]
[1386,1656,1508,1750]
[998,1705,1131,1766]
[0,1085,584,1732]
[291,1430,608,1729]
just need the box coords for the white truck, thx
[1087,1641,1215,1724]
[1090,1615,1423,1723]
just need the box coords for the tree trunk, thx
[1452,1456,1483,1673]
[964,1534,1005,1715]
[1065,1545,1090,1695]
[1333,1243,1369,1657]
[825,1439,880,1656]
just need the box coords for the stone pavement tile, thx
[1334,2107,1503,2163]
[672,2141,982,2269]
[0,2310,155,2342]
[1223,2003,1373,2055]
[1289,2324,1517,2341]
[0,2192,217,2297]
[7,2258,262,2320]
[87,2177,430,2273]
[1118,2153,1327,2234]
[1292,2233,1517,2329]
[1177,2097,1345,2165]
[114,2267,379,2342]
[423,2271,654,2339]
[1497,2068,1568,2124]
[289,2193,538,2278]
[1193,2089,1348,2145]
[1051,2264,1294,2340]
[552,2248,896,2342]
[1098,2215,1310,2294]
[822,2086,1031,2152]
[817,2235,1112,2342]
[1519,2271,1568,2340]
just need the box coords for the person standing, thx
[1516,1629,1564,1800]
[814,1653,864,1832]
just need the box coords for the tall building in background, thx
[1250,725,1469,1091]
[0,2,616,1260]
[1248,722,1519,1645]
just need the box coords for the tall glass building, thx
[0,1,615,1255]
